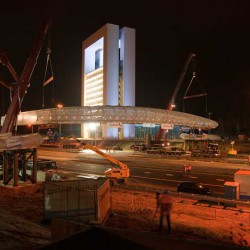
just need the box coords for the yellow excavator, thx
[81,143,130,185]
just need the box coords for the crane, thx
[0,18,52,134]
[0,19,52,186]
[156,53,196,142]
[82,143,130,185]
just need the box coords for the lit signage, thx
[161,124,174,130]
[107,122,123,128]
[143,123,155,128]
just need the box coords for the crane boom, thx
[82,143,129,184]
[156,53,196,142]
[167,53,196,110]
[0,18,52,134]
[156,53,195,141]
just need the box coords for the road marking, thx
[216,178,225,182]
[165,174,173,176]
[133,175,180,183]
[132,175,224,188]
[190,176,198,179]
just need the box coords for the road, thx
[37,148,249,196]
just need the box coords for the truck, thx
[0,158,61,182]
[82,143,129,185]
[22,159,61,182]
[191,143,221,158]
[146,145,186,155]
[234,170,250,200]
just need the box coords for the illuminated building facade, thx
[81,23,135,139]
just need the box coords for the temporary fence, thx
[43,178,111,224]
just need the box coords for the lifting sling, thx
[42,32,54,108]
[182,58,207,114]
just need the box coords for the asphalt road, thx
[37,148,249,196]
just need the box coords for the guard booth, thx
[224,181,240,207]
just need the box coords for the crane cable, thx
[182,58,207,114]
[42,31,54,108]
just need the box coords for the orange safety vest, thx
[157,194,173,216]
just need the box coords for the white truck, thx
[234,170,250,200]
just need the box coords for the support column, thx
[13,152,18,187]
[32,148,37,183]
[22,152,27,182]
[3,151,9,185]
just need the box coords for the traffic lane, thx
[55,159,226,196]
[130,166,228,195]
[38,149,241,175]
[56,159,110,176]
[58,156,234,188]
[38,149,236,195]
[124,157,239,175]
[56,158,233,183]
[55,154,238,177]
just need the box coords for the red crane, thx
[156,53,196,142]
[0,18,52,134]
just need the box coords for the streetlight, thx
[28,124,33,134]
[57,104,63,109]
[89,123,98,146]
[57,104,63,134]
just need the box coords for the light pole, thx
[89,123,98,146]
[57,104,63,135]
[28,124,33,134]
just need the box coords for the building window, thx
[95,48,103,69]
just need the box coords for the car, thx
[177,181,213,195]
[26,159,57,171]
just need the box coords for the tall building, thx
[81,23,135,139]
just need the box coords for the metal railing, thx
[114,185,250,209]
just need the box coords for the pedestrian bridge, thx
[14,106,218,129]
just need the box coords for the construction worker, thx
[156,190,173,234]
[182,164,187,176]
[187,163,192,176]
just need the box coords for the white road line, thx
[132,175,224,187]
[216,178,225,182]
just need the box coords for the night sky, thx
[0,0,250,122]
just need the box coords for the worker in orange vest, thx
[156,190,173,233]
[187,163,192,176]
[182,164,187,176]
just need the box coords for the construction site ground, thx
[0,144,250,249]
[0,178,249,250]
